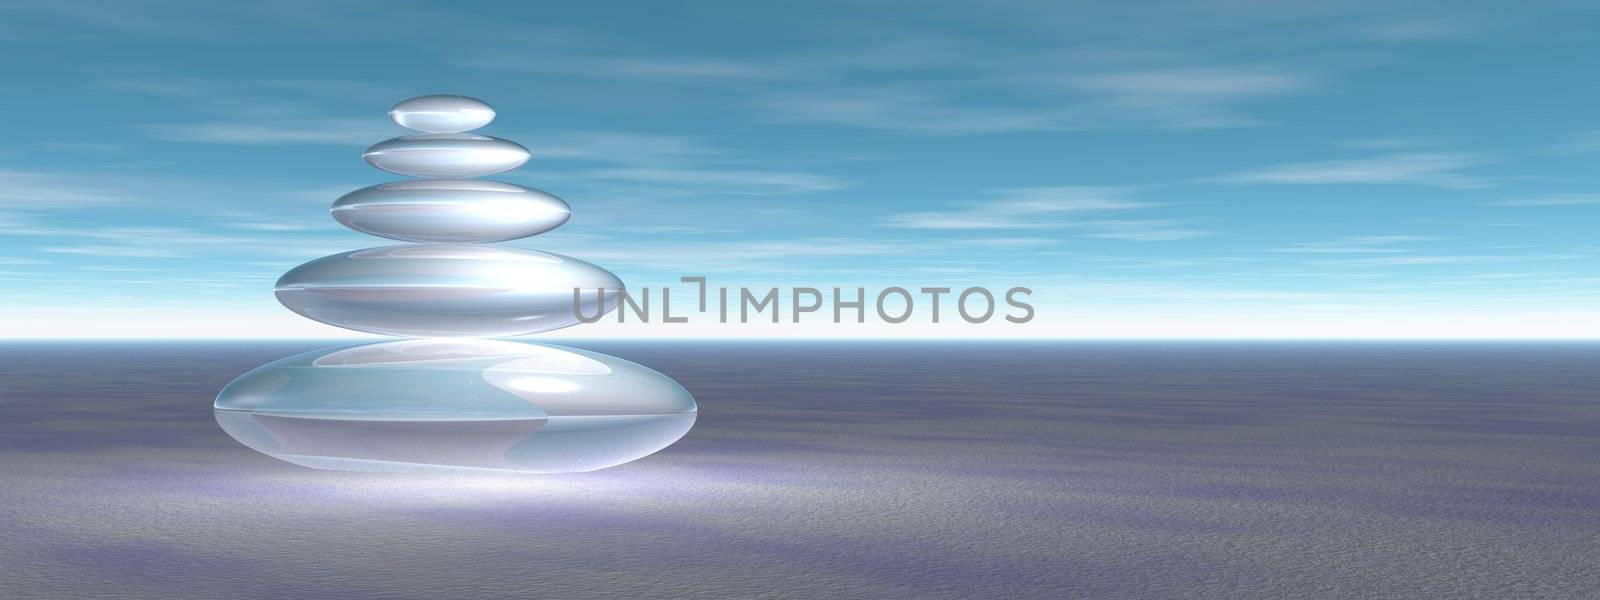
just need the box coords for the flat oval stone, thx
[214,339,696,473]
[332,180,571,243]
[389,94,496,133]
[364,133,530,178]
[275,245,622,338]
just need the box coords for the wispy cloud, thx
[0,169,132,208]
[39,245,188,258]
[1079,219,1215,241]
[1074,68,1308,97]
[950,237,1061,249]
[219,220,342,232]
[140,118,389,145]
[26,225,364,261]
[111,70,847,205]
[1272,235,1439,254]
[579,168,845,195]
[1337,136,1456,150]
[281,184,369,203]
[1313,253,1587,267]
[1488,194,1600,207]
[880,187,1212,240]
[464,54,784,83]
[0,2,520,44]
[104,76,401,108]
[34,141,126,153]
[77,265,166,272]
[754,87,1057,135]
[1355,18,1476,42]
[106,76,402,145]
[1063,67,1313,129]
[883,187,1152,230]
[522,132,719,166]
[1213,152,1491,189]
[573,238,915,271]
[453,15,1332,135]
[11,1,1505,146]
[1551,130,1600,154]
[753,65,1316,133]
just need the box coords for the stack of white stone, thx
[274,94,623,338]
[212,95,696,474]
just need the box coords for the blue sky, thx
[2,0,1599,338]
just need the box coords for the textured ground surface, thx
[2,342,1598,599]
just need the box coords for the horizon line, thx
[6,336,1600,343]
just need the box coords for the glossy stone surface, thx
[364,133,530,178]
[388,94,496,133]
[332,180,571,243]
[214,339,697,473]
[275,245,623,338]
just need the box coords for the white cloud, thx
[455,16,1332,135]
[1552,130,1600,154]
[580,168,846,195]
[221,221,341,232]
[105,75,408,146]
[35,141,126,152]
[1489,194,1600,207]
[1314,253,1587,267]
[27,225,365,261]
[522,132,718,165]
[1,2,522,44]
[139,118,390,145]
[755,66,1315,134]
[572,238,915,271]
[40,245,187,258]
[1355,19,1476,42]
[880,185,1208,239]
[0,169,132,208]
[883,187,1152,230]
[950,237,1060,248]
[77,265,164,272]
[1073,68,1309,97]
[465,54,782,82]
[1337,136,1455,150]
[1272,235,1439,254]
[882,187,1214,240]
[1080,220,1215,241]
[1213,152,1491,189]
[755,87,1061,135]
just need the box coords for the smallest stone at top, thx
[389,94,496,133]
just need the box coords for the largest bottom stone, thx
[214,339,696,474]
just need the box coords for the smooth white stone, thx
[214,339,696,473]
[332,180,571,243]
[364,133,530,178]
[275,245,623,338]
[388,94,496,133]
